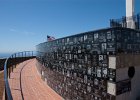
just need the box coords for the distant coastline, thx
[0,53,11,59]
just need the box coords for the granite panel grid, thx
[36,27,140,100]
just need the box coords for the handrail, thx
[4,51,36,100]
[4,58,12,100]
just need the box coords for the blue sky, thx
[0,0,140,53]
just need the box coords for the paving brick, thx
[9,59,63,100]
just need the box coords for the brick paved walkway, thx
[9,59,63,100]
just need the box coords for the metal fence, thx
[110,13,140,30]
[4,51,36,100]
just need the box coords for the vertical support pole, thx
[22,52,23,62]
[32,51,33,57]
[5,87,7,100]
[12,55,13,72]
[17,53,19,64]
[110,19,112,27]
[137,14,140,29]
[15,54,16,68]
[8,60,10,79]
[25,52,26,60]
[6,64,8,78]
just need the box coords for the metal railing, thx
[110,13,140,30]
[4,51,36,100]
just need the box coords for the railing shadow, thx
[4,51,36,100]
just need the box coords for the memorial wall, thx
[36,27,140,100]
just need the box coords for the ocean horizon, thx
[0,53,12,59]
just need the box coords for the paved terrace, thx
[8,59,63,100]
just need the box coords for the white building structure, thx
[126,0,135,29]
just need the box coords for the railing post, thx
[25,52,26,60]
[8,60,11,79]
[32,51,33,57]
[137,14,140,29]
[11,55,13,72]
[15,54,16,68]
[25,52,26,57]
[5,87,7,100]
